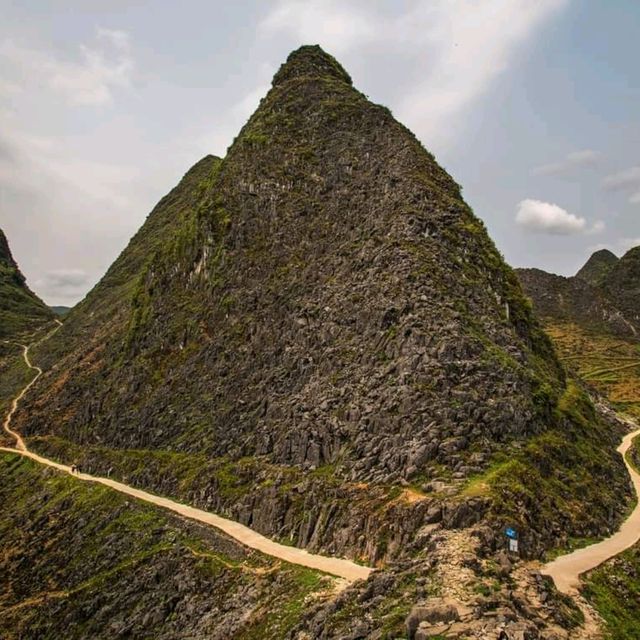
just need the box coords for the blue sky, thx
[0,0,638,304]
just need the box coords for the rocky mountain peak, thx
[605,246,640,289]
[271,44,353,88]
[575,248,618,286]
[601,245,640,322]
[21,45,566,489]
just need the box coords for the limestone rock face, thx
[19,46,562,486]
[518,245,640,338]
[602,246,640,326]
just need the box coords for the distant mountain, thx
[50,306,71,317]
[517,248,640,417]
[518,246,640,338]
[575,248,618,287]
[517,266,636,338]
[0,229,54,339]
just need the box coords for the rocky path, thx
[541,425,640,594]
[0,328,373,583]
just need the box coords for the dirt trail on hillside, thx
[0,327,372,583]
[2,321,62,450]
[541,425,640,593]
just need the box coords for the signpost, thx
[505,527,519,555]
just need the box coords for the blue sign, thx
[505,527,518,540]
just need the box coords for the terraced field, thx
[546,323,640,417]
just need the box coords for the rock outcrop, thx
[575,248,618,287]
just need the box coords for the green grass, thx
[545,537,601,562]
[583,543,640,639]
[545,323,640,418]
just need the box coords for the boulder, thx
[405,600,460,638]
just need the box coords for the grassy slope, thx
[0,262,53,340]
[461,380,630,557]
[0,344,32,445]
[0,453,329,640]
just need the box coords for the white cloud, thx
[260,0,569,148]
[532,149,600,176]
[603,166,640,190]
[586,220,606,235]
[603,167,640,204]
[0,28,133,106]
[515,199,604,235]
[194,82,270,157]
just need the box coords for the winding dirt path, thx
[2,321,62,451]
[0,327,373,583]
[541,426,640,594]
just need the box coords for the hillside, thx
[0,453,331,639]
[517,267,635,338]
[2,46,635,638]
[0,229,54,339]
[517,250,640,417]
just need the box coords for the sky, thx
[0,0,638,306]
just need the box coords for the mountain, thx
[575,248,618,287]
[3,46,633,638]
[50,306,71,317]
[602,246,640,327]
[519,246,640,338]
[517,267,636,338]
[0,453,331,639]
[0,229,54,339]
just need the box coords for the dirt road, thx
[541,426,640,593]
[0,326,373,583]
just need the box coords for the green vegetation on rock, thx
[0,229,54,339]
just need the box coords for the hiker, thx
[70,464,78,474]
